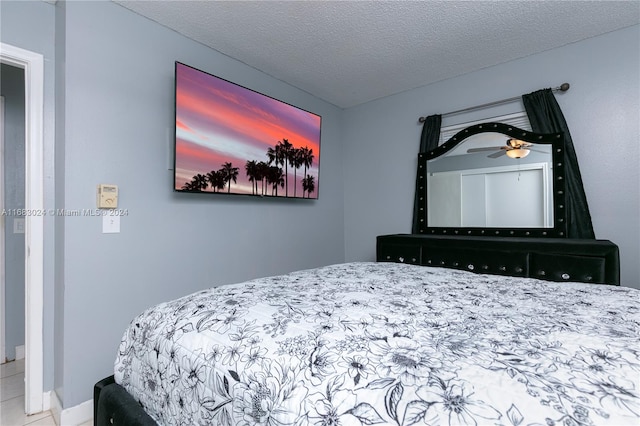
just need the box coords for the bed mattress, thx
[115,262,639,425]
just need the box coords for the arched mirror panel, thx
[416,122,567,237]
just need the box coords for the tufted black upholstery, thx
[94,376,157,426]
[377,234,619,285]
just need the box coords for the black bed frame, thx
[94,376,156,426]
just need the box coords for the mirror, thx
[416,122,567,237]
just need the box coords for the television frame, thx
[173,62,322,199]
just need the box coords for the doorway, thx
[1,64,27,367]
[0,42,45,416]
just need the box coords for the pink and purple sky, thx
[174,62,321,198]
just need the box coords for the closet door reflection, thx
[428,163,550,228]
[418,123,567,237]
[482,168,547,227]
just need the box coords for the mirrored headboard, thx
[415,122,568,237]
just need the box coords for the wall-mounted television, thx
[174,62,321,199]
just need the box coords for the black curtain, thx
[522,89,595,239]
[412,114,442,233]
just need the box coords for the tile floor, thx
[0,359,92,426]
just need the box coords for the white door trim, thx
[0,96,5,364]
[0,42,45,415]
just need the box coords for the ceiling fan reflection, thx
[466,138,546,159]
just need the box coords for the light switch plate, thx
[13,218,25,234]
[102,214,120,233]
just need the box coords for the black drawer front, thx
[377,244,421,265]
[530,253,606,284]
[422,248,529,277]
[376,235,619,285]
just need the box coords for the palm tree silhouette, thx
[266,146,278,166]
[206,170,225,192]
[181,180,197,191]
[268,166,284,196]
[289,148,304,197]
[245,160,258,195]
[300,146,314,198]
[257,161,269,196]
[193,174,209,191]
[180,174,208,192]
[220,162,239,193]
[302,174,315,198]
[300,147,314,182]
[277,138,294,196]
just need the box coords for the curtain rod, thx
[418,83,570,123]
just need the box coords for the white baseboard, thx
[15,345,25,360]
[42,390,52,411]
[50,390,92,426]
[50,390,62,425]
[60,398,92,425]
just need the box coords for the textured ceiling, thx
[114,1,640,108]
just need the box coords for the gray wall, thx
[343,25,640,288]
[0,0,56,389]
[1,63,25,361]
[58,1,344,407]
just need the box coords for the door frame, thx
[0,42,45,415]
[1,96,5,364]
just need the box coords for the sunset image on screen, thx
[174,62,321,199]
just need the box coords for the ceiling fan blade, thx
[467,147,503,153]
[529,148,548,154]
[488,150,506,158]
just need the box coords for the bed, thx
[95,259,639,426]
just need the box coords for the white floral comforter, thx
[115,262,640,426]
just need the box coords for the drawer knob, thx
[468,264,475,270]
[386,255,391,260]
[515,267,523,273]
[399,257,405,263]
[499,266,506,271]
[538,270,546,276]
[561,273,570,280]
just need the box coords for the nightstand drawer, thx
[422,248,528,276]
[377,244,421,265]
[530,253,606,284]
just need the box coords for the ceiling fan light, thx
[506,148,530,159]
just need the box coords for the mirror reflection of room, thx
[427,131,554,228]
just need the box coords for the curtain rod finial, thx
[559,82,570,92]
[418,116,426,123]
